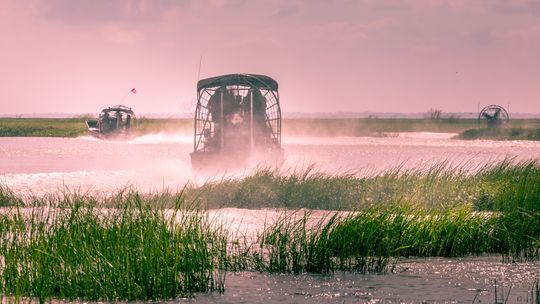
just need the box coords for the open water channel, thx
[1,133,539,303]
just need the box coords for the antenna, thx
[477,102,480,128]
[197,55,203,82]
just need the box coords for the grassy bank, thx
[0,118,87,137]
[283,118,540,137]
[1,161,539,301]
[458,127,540,141]
[2,117,540,137]
[0,118,191,137]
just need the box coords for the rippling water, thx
[1,133,539,303]
[1,132,539,195]
[190,257,540,303]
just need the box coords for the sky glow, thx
[1,0,539,115]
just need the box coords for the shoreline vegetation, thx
[1,117,540,139]
[457,127,540,141]
[1,160,539,302]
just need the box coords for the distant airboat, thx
[85,105,135,139]
[478,105,509,128]
[190,74,283,170]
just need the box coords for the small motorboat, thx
[190,74,283,171]
[85,105,135,139]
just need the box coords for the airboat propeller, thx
[478,105,509,128]
[190,74,283,170]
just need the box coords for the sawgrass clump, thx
[187,160,540,213]
[252,203,539,275]
[0,193,228,303]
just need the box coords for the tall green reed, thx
[0,185,23,207]
[0,192,228,303]
[250,205,537,275]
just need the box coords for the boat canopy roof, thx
[101,105,134,115]
[197,74,278,92]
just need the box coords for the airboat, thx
[85,105,136,139]
[190,74,283,170]
[478,105,509,128]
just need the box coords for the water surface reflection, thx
[1,133,539,196]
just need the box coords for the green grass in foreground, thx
[458,127,540,141]
[1,160,539,301]
[0,195,228,302]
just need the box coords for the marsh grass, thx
[0,118,190,137]
[3,117,540,138]
[283,118,540,137]
[283,118,474,136]
[0,194,228,303]
[474,159,540,212]
[191,160,540,272]
[1,160,540,301]
[0,185,23,207]
[251,203,537,275]
[458,127,540,141]
[185,160,540,214]
[472,277,540,304]
[0,118,87,137]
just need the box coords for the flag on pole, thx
[131,88,137,94]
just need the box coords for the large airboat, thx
[190,74,283,170]
[85,105,136,139]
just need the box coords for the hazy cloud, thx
[1,0,539,114]
[202,0,247,9]
[494,24,540,42]
[369,0,411,12]
[300,21,367,42]
[37,0,187,25]
[272,5,298,18]
[469,29,495,46]
[491,0,540,17]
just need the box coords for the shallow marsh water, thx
[1,133,539,303]
[190,257,539,303]
[1,132,539,195]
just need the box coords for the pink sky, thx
[1,0,539,115]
